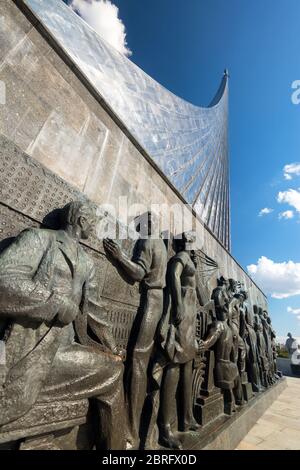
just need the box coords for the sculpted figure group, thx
[0,204,280,450]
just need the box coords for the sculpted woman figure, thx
[158,231,200,449]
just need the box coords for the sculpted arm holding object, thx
[199,321,224,351]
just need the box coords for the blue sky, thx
[63,0,300,340]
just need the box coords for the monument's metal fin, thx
[22,0,230,250]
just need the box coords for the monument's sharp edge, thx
[22,0,230,250]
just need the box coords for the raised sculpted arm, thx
[103,238,146,283]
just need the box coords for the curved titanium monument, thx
[22,0,230,250]
[0,0,285,452]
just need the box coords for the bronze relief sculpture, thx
[0,201,125,449]
[0,201,281,450]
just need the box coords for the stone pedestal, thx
[180,377,287,450]
[240,372,254,402]
[195,388,224,426]
[0,400,89,448]
[243,382,254,401]
[194,350,224,426]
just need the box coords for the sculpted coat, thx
[0,215,125,449]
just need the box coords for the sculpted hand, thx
[112,347,126,361]
[197,339,206,353]
[103,238,122,261]
[174,305,184,326]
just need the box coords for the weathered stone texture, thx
[0,0,267,335]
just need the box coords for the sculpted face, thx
[216,301,228,322]
[228,279,238,294]
[172,233,187,253]
[134,212,154,238]
[79,211,95,240]
[62,201,96,240]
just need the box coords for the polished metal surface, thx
[23,0,230,250]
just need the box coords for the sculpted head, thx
[258,307,264,317]
[235,289,247,306]
[134,211,157,238]
[172,231,196,253]
[61,200,95,240]
[228,278,238,294]
[240,290,248,301]
[217,276,229,290]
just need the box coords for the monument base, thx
[179,377,287,450]
[242,382,254,402]
[194,388,224,426]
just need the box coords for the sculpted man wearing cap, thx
[0,201,125,449]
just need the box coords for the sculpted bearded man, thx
[0,201,125,449]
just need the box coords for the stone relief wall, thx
[0,142,280,451]
[0,133,266,354]
[0,135,140,352]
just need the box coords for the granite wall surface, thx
[0,0,268,331]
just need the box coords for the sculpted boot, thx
[159,424,182,450]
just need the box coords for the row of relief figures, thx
[0,201,281,450]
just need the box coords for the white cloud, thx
[70,0,132,56]
[283,163,300,180]
[258,207,273,217]
[287,306,300,316]
[279,210,294,220]
[247,256,300,299]
[277,189,300,213]
[287,307,300,323]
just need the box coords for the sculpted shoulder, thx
[137,237,166,254]
[7,227,56,251]
[172,250,189,265]
[214,320,226,334]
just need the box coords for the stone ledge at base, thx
[0,399,89,446]
[180,378,287,450]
